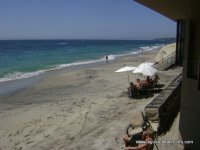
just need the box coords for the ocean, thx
[0,40,170,82]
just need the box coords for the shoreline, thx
[0,44,164,83]
[0,47,161,96]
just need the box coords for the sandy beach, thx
[0,48,182,150]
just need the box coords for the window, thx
[176,20,185,66]
[187,21,199,80]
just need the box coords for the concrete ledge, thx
[145,74,182,132]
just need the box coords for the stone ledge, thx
[145,73,182,127]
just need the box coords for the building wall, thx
[135,1,200,148]
[180,17,200,149]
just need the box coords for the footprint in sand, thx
[13,129,24,136]
[70,122,74,125]
[44,134,50,138]
[26,141,34,144]
[8,133,13,137]
[24,134,30,138]
[15,146,23,150]
[47,116,53,120]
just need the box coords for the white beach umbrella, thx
[133,65,157,76]
[115,66,136,72]
[115,66,136,83]
[138,62,154,68]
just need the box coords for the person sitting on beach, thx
[152,74,159,86]
[123,128,154,150]
[128,82,136,98]
[128,82,135,91]
[142,76,152,88]
[135,79,142,89]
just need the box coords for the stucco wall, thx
[179,18,200,149]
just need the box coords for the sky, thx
[0,0,176,40]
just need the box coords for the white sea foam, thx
[55,59,103,70]
[0,60,105,83]
[107,55,116,60]
[0,70,45,82]
[0,44,165,83]
[130,51,140,55]
[139,44,164,52]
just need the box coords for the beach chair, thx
[124,112,159,150]
[129,86,141,98]
[152,75,160,88]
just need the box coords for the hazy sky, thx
[0,0,176,40]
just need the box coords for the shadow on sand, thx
[119,84,165,100]
[129,84,165,100]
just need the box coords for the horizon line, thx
[0,37,176,41]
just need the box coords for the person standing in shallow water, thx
[105,54,109,63]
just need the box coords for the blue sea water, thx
[0,40,170,82]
